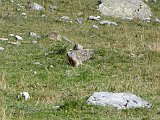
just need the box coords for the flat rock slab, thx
[67,49,94,67]
[87,92,152,109]
[99,0,152,20]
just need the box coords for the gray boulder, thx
[87,92,152,109]
[98,0,152,20]
[67,49,94,67]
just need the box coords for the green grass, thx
[0,0,160,119]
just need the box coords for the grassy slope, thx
[0,0,160,119]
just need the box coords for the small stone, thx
[10,0,14,3]
[0,38,8,41]
[17,92,30,100]
[50,4,56,12]
[28,1,45,11]
[21,13,27,16]
[8,41,20,46]
[48,31,62,41]
[8,34,15,37]
[76,18,83,24]
[32,40,38,44]
[155,18,160,23]
[92,25,99,29]
[73,44,83,50]
[100,20,118,26]
[15,35,23,40]
[34,62,41,65]
[29,32,41,38]
[0,47,4,51]
[89,16,100,21]
[60,16,72,23]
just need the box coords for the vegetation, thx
[0,0,160,119]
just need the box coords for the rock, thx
[50,4,56,12]
[10,0,14,3]
[92,25,99,29]
[48,31,62,41]
[8,34,15,37]
[73,44,83,50]
[8,41,20,46]
[60,16,72,23]
[89,16,100,21]
[0,47,4,51]
[67,49,94,67]
[0,38,8,41]
[28,1,45,11]
[17,92,30,100]
[98,0,152,20]
[155,18,160,23]
[29,32,41,38]
[32,40,38,44]
[87,92,152,109]
[15,35,23,40]
[76,18,83,24]
[100,20,118,26]
[21,13,27,16]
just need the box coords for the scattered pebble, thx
[8,41,20,46]
[17,92,30,100]
[28,1,45,11]
[21,13,27,16]
[8,34,15,37]
[29,32,41,38]
[34,62,42,65]
[50,4,56,12]
[0,47,4,51]
[60,16,72,23]
[34,71,37,74]
[76,18,83,24]
[92,25,99,29]
[100,20,118,26]
[155,18,160,23]
[89,16,100,21]
[32,40,38,44]
[15,35,23,40]
[0,38,8,41]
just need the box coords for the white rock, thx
[34,62,41,65]
[100,20,118,26]
[8,34,15,37]
[8,41,20,46]
[29,32,41,38]
[15,35,23,40]
[76,18,83,24]
[92,25,99,29]
[87,92,152,109]
[60,16,72,23]
[10,0,14,3]
[32,40,38,44]
[21,13,27,16]
[0,38,8,41]
[0,47,4,51]
[155,18,160,23]
[28,2,45,11]
[89,16,100,21]
[18,92,30,100]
